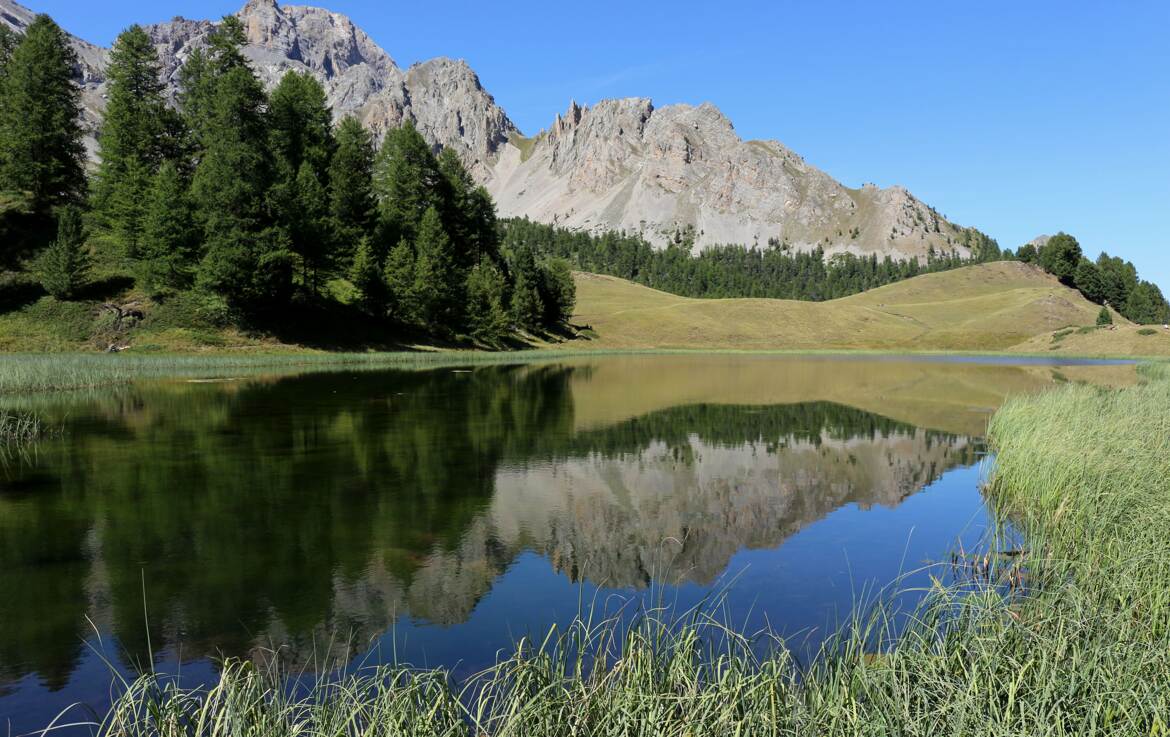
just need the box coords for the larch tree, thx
[1074,258,1105,305]
[0,14,85,212]
[436,147,500,270]
[373,121,443,245]
[508,242,544,331]
[189,19,289,313]
[138,161,200,294]
[94,24,170,259]
[383,237,416,322]
[268,71,335,290]
[465,257,509,342]
[411,205,460,328]
[348,235,385,315]
[329,116,375,263]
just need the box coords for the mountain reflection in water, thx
[0,355,1136,728]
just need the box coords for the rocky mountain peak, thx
[551,99,586,138]
[2,0,988,261]
[486,92,975,258]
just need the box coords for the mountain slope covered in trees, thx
[0,15,574,351]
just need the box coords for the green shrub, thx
[1096,306,1112,326]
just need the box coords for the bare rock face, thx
[2,0,982,260]
[139,0,517,175]
[0,0,517,174]
[486,98,973,259]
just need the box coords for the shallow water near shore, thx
[0,354,1137,732]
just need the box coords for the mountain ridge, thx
[1,0,987,260]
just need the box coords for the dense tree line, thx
[1017,233,1170,324]
[0,16,574,344]
[502,218,980,301]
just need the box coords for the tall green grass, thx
[0,408,56,466]
[36,364,1170,735]
[0,409,47,446]
[0,351,1150,397]
[0,351,585,395]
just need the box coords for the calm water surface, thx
[0,355,1136,732]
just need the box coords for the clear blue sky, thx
[35,0,1170,291]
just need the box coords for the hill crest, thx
[570,262,1125,352]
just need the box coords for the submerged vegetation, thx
[0,408,47,445]
[38,362,1170,734]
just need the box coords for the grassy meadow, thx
[1010,322,1170,357]
[3,261,1159,359]
[41,362,1170,735]
[571,261,1143,353]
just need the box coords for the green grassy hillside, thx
[571,261,1130,352]
[3,260,1157,356]
[1009,323,1170,357]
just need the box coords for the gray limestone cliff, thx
[1,0,982,258]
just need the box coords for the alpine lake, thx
[0,353,1137,732]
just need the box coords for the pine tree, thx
[1096,253,1138,310]
[179,17,249,146]
[436,147,500,271]
[329,116,375,261]
[268,71,333,176]
[1124,282,1170,325]
[383,237,416,322]
[188,24,286,312]
[268,72,334,290]
[0,15,85,211]
[1037,233,1082,285]
[465,257,509,342]
[139,162,199,294]
[509,243,544,331]
[411,205,460,328]
[292,160,332,290]
[1096,307,1113,326]
[1074,258,1104,304]
[538,257,576,325]
[177,48,212,140]
[349,236,385,315]
[373,121,443,244]
[93,25,170,258]
[36,205,89,299]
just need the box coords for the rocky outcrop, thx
[2,0,981,259]
[140,0,518,178]
[0,0,517,177]
[486,98,972,259]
